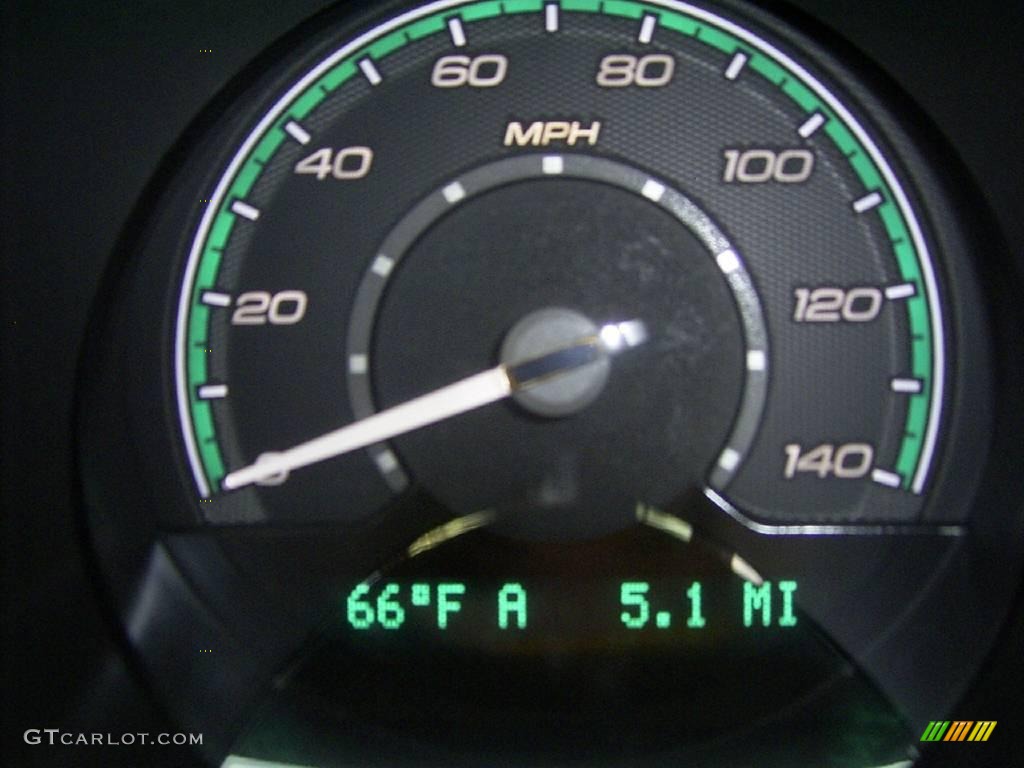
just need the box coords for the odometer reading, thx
[344,578,801,633]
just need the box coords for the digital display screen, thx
[346,578,799,638]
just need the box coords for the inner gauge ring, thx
[345,153,769,493]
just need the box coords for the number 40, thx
[294,146,373,180]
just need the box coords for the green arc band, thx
[180,0,939,499]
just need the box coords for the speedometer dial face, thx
[179,0,942,528]
[77,1,1024,766]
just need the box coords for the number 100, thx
[723,148,814,184]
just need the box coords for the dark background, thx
[2,1,1021,766]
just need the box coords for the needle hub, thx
[501,308,645,418]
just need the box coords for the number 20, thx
[231,291,308,326]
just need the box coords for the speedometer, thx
[78,1,1024,766]
[180,0,942,523]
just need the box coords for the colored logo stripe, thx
[968,721,997,742]
[944,721,973,741]
[921,720,996,742]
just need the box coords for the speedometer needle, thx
[221,319,647,490]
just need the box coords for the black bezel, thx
[71,0,1024,765]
